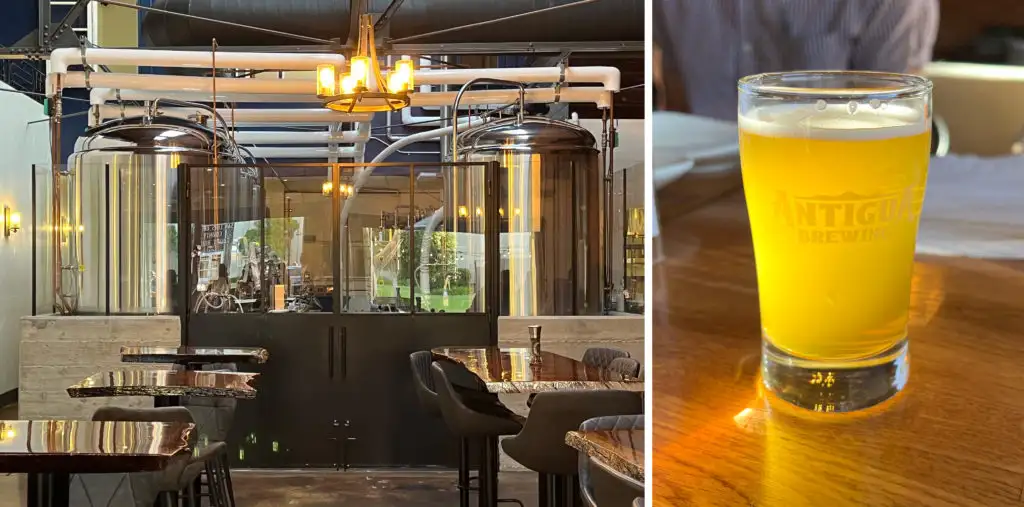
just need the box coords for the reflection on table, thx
[566,429,645,483]
[0,420,194,473]
[432,347,643,394]
[67,370,259,399]
[120,346,270,365]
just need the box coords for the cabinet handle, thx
[328,326,335,379]
[340,327,348,379]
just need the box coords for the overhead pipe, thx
[49,48,346,74]
[233,129,368,145]
[62,65,620,95]
[91,88,611,119]
[244,146,359,159]
[93,105,372,126]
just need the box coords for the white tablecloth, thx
[918,155,1024,258]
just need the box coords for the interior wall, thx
[934,0,1024,58]
[0,81,51,396]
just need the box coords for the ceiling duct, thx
[142,0,643,48]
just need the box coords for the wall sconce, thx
[3,206,20,237]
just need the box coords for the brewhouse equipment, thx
[454,116,602,316]
[64,115,255,314]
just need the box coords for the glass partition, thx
[179,162,496,316]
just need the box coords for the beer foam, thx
[738,103,929,140]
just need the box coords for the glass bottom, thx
[762,338,909,413]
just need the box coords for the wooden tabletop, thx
[67,370,259,399]
[567,429,645,483]
[120,346,270,365]
[653,172,1024,506]
[0,420,193,473]
[432,347,643,394]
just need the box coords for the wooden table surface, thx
[566,429,645,483]
[0,420,193,473]
[432,347,643,394]
[652,172,1024,506]
[67,370,259,399]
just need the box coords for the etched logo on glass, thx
[773,187,925,244]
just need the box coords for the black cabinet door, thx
[337,313,493,467]
[189,313,341,468]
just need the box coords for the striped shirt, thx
[654,0,940,121]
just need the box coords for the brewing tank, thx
[65,116,254,314]
[454,116,602,316]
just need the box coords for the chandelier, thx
[317,15,415,113]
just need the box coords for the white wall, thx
[0,81,51,395]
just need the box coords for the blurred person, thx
[654,0,939,120]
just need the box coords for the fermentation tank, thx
[455,116,602,316]
[64,116,255,314]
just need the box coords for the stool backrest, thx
[505,391,642,476]
[582,347,630,369]
[607,357,642,378]
[410,351,439,414]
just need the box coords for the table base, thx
[27,472,70,507]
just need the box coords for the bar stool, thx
[184,363,239,507]
[607,358,641,378]
[410,351,478,506]
[92,406,230,507]
[529,348,631,408]
[502,391,642,507]
[578,415,644,507]
[431,361,525,507]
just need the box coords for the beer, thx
[739,103,930,361]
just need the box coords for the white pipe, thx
[245,146,359,159]
[95,105,372,126]
[50,48,346,75]
[234,130,367,145]
[89,84,610,111]
[419,208,445,299]
[64,72,310,95]
[416,66,620,91]
[91,88,320,105]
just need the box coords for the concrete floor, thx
[0,470,539,507]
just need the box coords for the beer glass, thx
[737,72,932,412]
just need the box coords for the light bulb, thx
[316,64,336,96]
[458,206,468,218]
[475,207,482,216]
[349,56,369,87]
[395,59,415,89]
[340,74,358,94]
[388,72,406,93]
[10,213,21,227]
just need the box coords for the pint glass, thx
[737,72,932,412]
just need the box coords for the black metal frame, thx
[176,160,500,323]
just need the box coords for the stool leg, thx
[478,436,499,507]
[220,453,236,507]
[537,473,549,507]
[459,438,472,507]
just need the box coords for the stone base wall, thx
[19,315,180,420]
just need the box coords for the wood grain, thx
[567,429,645,483]
[652,172,1024,506]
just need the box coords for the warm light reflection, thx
[733,408,753,426]
[908,262,946,327]
[349,56,370,87]
[458,206,468,218]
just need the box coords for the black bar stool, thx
[578,415,644,507]
[431,361,525,507]
[502,391,642,507]
[410,351,479,505]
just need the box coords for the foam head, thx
[739,102,929,140]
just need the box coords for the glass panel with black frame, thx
[338,163,488,314]
[31,164,56,316]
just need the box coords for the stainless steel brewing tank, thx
[66,116,253,314]
[454,116,602,316]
